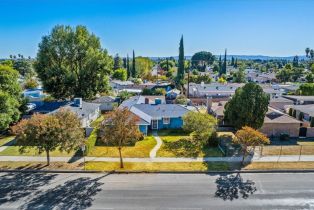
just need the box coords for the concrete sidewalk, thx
[2,155,314,163]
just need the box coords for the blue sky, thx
[0,0,313,58]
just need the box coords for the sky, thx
[0,0,314,58]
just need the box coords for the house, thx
[23,88,46,107]
[92,96,117,112]
[129,104,192,135]
[110,80,134,90]
[282,95,314,105]
[269,96,294,112]
[209,101,302,138]
[120,95,166,109]
[260,107,302,138]
[30,98,100,128]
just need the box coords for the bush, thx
[208,131,218,147]
[112,68,127,81]
[280,133,290,141]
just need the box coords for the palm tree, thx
[305,47,310,58]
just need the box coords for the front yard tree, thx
[0,64,23,130]
[234,126,270,165]
[183,112,217,145]
[224,83,269,129]
[113,54,123,70]
[12,109,84,165]
[35,25,113,100]
[100,108,141,168]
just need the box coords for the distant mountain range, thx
[150,55,307,61]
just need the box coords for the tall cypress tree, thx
[132,50,136,78]
[222,49,227,75]
[218,55,222,75]
[176,35,185,86]
[126,54,130,78]
[166,58,169,71]
[234,58,238,68]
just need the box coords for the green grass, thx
[0,136,15,146]
[90,115,105,128]
[157,130,223,158]
[85,161,230,171]
[0,146,77,157]
[87,135,156,157]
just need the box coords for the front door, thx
[152,119,158,130]
[299,127,307,137]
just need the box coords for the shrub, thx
[208,131,218,147]
[280,133,290,141]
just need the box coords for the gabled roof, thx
[264,107,301,124]
[132,104,190,119]
[92,96,116,103]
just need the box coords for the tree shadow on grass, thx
[21,174,107,210]
[215,173,256,200]
[163,139,201,157]
[0,172,57,205]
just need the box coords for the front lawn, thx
[87,135,156,158]
[0,146,78,157]
[85,161,230,171]
[156,129,223,157]
[0,136,15,147]
[245,161,314,170]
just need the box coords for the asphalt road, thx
[0,172,314,210]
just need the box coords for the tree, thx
[13,59,34,77]
[233,67,246,83]
[112,68,127,81]
[176,35,185,86]
[132,50,136,78]
[182,112,217,145]
[24,78,38,89]
[218,55,222,73]
[310,49,314,59]
[306,48,310,58]
[234,126,270,165]
[276,67,292,83]
[292,55,299,67]
[113,54,123,70]
[224,83,270,129]
[234,58,238,68]
[35,25,113,100]
[213,64,219,72]
[126,54,130,78]
[12,109,84,165]
[174,95,188,105]
[0,65,23,130]
[298,83,314,96]
[100,108,142,168]
[191,51,215,70]
[220,49,227,75]
[231,56,235,66]
[135,57,153,79]
[306,73,314,83]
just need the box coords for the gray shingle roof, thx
[51,101,100,118]
[92,96,116,103]
[133,104,190,118]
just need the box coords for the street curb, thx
[1,169,314,174]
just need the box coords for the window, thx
[163,117,170,124]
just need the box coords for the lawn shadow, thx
[21,174,108,210]
[214,173,256,200]
[0,172,57,205]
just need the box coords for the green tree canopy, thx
[298,83,314,96]
[224,83,270,129]
[35,25,113,100]
[12,109,85,165]
[112,68,127,81]
[191,51,215,69]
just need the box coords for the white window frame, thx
[163,117,170,124]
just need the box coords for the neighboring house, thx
[259,107,302,138]
[285,104,314,126]
[30,98,100,128]
[129,104,192,135]
[120,95,166,109]
[269,97,294,112]
[282,95,314,105]
[92,96,117,112]
[209,101,302,138]
[246,69,276,83]
[110,80,134,90]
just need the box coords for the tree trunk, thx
[46,149,50,166]
[118,147,124,168]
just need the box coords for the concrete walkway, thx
[2,155,314,163]
[149,132,162,158]
[0,138,16,152]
